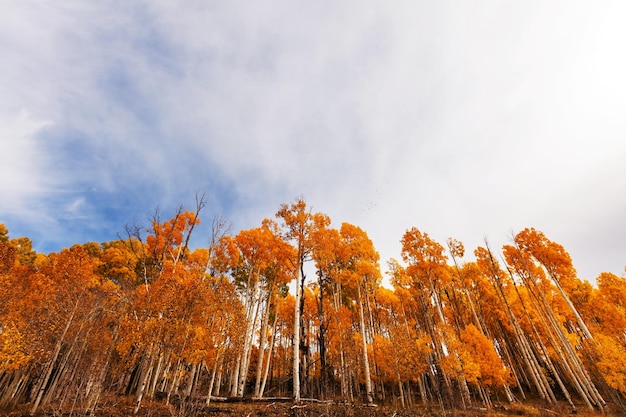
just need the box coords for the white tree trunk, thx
[293,266,302,402]
[357,283,374,404]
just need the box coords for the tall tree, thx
[275,198,329,401]
[338,223,381,404]
[400,228,459,408]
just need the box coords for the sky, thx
[1,1,625,284]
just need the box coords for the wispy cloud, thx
[1,1,625,280]
[0,110,54,218]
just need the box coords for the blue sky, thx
[1,1,625,283]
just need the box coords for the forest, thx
[1,197,625,416]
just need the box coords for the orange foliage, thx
[459,324,509,387]
[1,217,623,412]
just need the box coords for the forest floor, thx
[127,401,617,417]
[6,396,620,417]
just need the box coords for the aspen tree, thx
[505,238,606,410]
[275,198,329,402]
[400,228,460,408]
[515,228,593,340]
[338,223,380,404]
[310,225,342,398]
[475,245,557,404]
[28,246,100,415]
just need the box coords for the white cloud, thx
[1,1,625,280]
[0,110,53,218]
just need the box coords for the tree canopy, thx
[0,200,624,415]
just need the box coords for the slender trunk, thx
[484,249,555,403]
[172,363,186,401]
[517,275,579,409]
[30,301,78,416]
[299,282,309,397]
[390,333,405,408]
[158,356,172,393]
[504,384,515,403]
[497,325,526,400]
[230,355,240,397]
[254,285,273,397]
[545,267,593,341]
[418,374,427,405]
[260,300,280,398]
[235,270,259,397]
[184,363,198,398]
[293,261,304,402]
[214,359,224,396]
[57,323,94,410]
[206,351,223,406]
[86,343,115,415]
[316,270,328,398]
[521,330,556,403]
[514,245,604,410]
[459,376,472,409]
[133,351,154,415]
[149,353,164,397]
[396,371,405,408]
[332,283,349,401]
[357,283,374,404]
[42,337,75,406]
[238,287,261,397]
[0,371,28,408]
[167,358,184,405]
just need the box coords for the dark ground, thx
[4,396,620,417]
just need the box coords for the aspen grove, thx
[1,197,625,415]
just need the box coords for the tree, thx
[503,234,605,411]
[224,223,295,398]
[275,198,329,401]
[400,228,460,407]
[338,223,381,404]
[3,212,625,414]
[514,228,593,340]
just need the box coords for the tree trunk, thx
[357,283,374,404]
[206,352,223,406]
[30,301,78,416]
[238,287,261,397]
[133,351,154,415]
[254,285,274,397]
[316,270,329,399]
[260,301,280,398]
[230,355,240,397]
[293,262,304,402]
[512,244,605,410]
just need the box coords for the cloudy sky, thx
[1,1,625,283]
